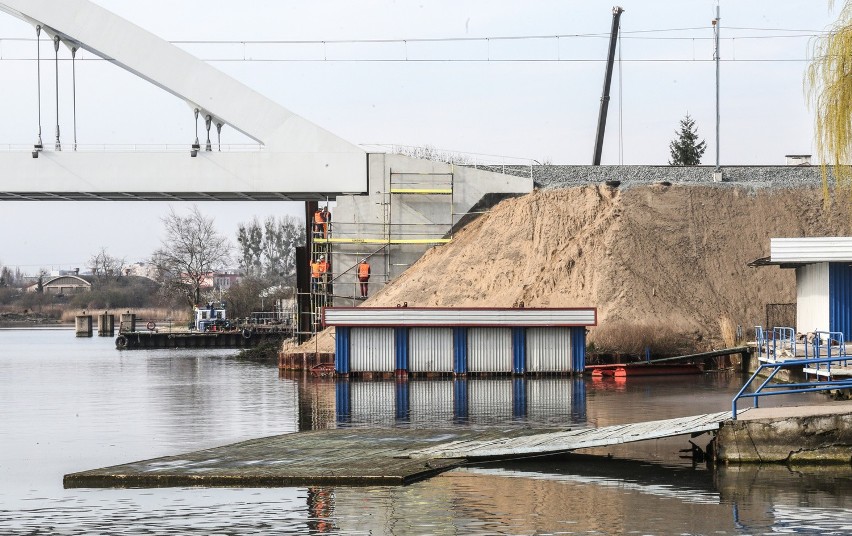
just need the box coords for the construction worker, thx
[313,206,330,238]
[357,259,370,298]
[310,255,328,293]
[318,255,329,291]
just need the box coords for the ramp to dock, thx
[405,411,735,459]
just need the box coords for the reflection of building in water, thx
[307,488,337,534]
[325,461,732,534]
[291,375,337,431]
[334,378,586,427]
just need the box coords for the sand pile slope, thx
[296,184,852,353]
[369,184,852,343]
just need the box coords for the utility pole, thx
[713,2,721,173]
[592,6,624,166]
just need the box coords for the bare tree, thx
[151,206,232,308]
[87,247,125,281]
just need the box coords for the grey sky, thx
[0,1,837,272]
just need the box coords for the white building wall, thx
[409,328,454,372]
[526,327,573,373]
[796,262,829,334]
[350,328,395,372]
[467,328,513,372]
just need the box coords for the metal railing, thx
[731,356,852,419]
[360,143,538,177]
[0,143,264,152]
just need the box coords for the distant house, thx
[26,275,93,295]
[214,272,241,291]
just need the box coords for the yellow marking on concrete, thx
[390,188,453,194]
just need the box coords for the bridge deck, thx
[64,411,740,488]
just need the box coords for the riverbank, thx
[0,311,62,327]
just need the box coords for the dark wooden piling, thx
[98,313,115,337]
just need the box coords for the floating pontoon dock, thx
[64,404,852,488]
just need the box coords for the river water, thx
[1,328,850,535]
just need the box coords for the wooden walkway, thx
[65,411,739,489]
[406,411,735,459]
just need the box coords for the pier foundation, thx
[75,315,92,337]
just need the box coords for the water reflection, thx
[2,329,849,535]
[327,377,588,428]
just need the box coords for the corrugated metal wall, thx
[526,327,572,372]
[350,328,395,372]
[829,262,852,340]
[408,381,454,425]
[467,327,512,372]
[409,328,454,372]
[796,263,829,334]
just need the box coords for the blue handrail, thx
[732,356,852,419]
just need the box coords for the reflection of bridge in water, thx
[333,378,587,428]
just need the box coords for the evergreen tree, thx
[668,114,706,166]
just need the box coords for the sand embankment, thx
[294,183,852,355]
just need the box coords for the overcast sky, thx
[0,1,838,272]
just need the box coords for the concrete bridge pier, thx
[75,315,93,337]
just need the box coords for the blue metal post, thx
[512,327,526,375]
[571,327,587,373]
[453,327,467,375]
[395,327,409,374]
[335,326,350,375]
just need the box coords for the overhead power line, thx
[0,26,825,63]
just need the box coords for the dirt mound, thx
[298,184,852,354]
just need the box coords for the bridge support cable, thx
[191,108,200,155]
[71,46,77,151]
[34,25,43,154]
[216,122,223,151]
[205,114,212,152]
[53,34,60,151]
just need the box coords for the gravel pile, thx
[474,164,833,190]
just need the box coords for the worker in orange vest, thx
[313,207,330,238]
[357,259,370,298]
[310,255,328,293]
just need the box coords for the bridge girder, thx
[0,0,367,200]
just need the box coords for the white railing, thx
[360,143,539,176]
[0,143,265,153]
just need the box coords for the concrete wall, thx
[715,408,852,463]
[331,154,532,304]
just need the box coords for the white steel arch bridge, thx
[0,0,367,201]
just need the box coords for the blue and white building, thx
[767,237,852,340]
[323,307,597,376]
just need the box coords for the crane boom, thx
[592,6,624,166]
